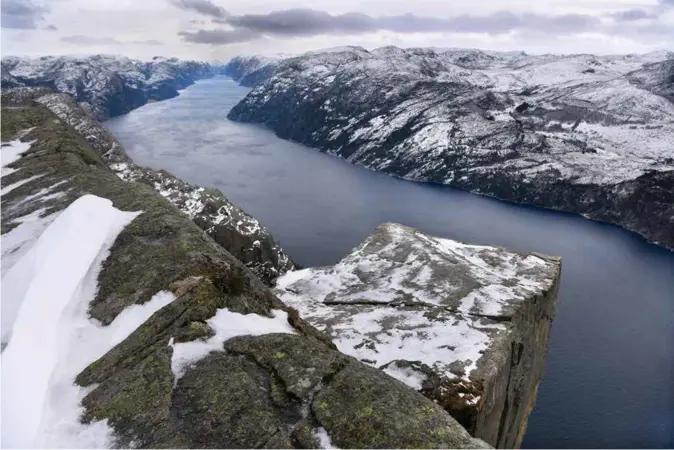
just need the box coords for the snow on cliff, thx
[227,46,674,251]
[276,223,560,383]
[0,195,180,448]
[275,222,561,447]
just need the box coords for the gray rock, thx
[276,223,562,447]
[21,89,294,284]
[1,97,489,449]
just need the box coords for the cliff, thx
[1,55,223,120]
[1,91,489,448]
[275,223,562,448]
[2,87,293,284]
[227,46,674,251]
[223,55,280,87]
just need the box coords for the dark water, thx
[105,77,674,448]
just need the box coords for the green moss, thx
[186,321,214,341]
[431,427,449,438]
[84,349,172,429]
[358,406,373,418]
[273,351,286,359]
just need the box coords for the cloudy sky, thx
[2,0,673,61]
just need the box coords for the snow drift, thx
[0,195,176,448]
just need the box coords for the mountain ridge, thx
[225,46,674,251]
[1,55,226,121]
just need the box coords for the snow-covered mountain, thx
[223,55,281,87]
[1,55,221,120]
[227,46,674,250]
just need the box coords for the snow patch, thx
[169,308,295,384]
[1,174,44,197]
[313,427,339,449]
[383,362,427,390]
[1,209,57,297]
[0,195,151,448]
[1,139,33,176]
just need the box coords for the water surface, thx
[105,77,674,448]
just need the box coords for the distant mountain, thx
[1,55,222,120]
[227,46,674,250]
[222,55,280,87]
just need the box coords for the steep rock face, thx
[2,87,293,283]
[1,55,219,120]
[1,97,488,449]
[276,223,562,448]
[223,55,280,87]
[228,46,674,250]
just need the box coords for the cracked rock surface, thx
[276,223,562,448]
[1,91,489,449]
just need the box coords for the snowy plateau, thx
[275,222,561,448]
[226,46,674,250]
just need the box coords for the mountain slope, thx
[1,90,489,449]
[1,55,220,120]
[3,87,294,283]
[223,55,280,87]
[227,46,674,250]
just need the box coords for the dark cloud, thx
[61,35,163,46]
[611,9,658,21]
[178,28,258,44]
[181,8,604,45]
[1,0,47,29]
[227,10,376,36]
[169,0,227,19]
[45,24,58,31]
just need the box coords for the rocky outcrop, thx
[227,46,674,251]
[1,55,220,120]
[2,87,293,283]
[275,223,562,448]
[1,94,488,448]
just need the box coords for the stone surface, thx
[227,46,674,251]
[276,223,562,448]
[1,98,489,449]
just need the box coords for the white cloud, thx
[1,0,672,60]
